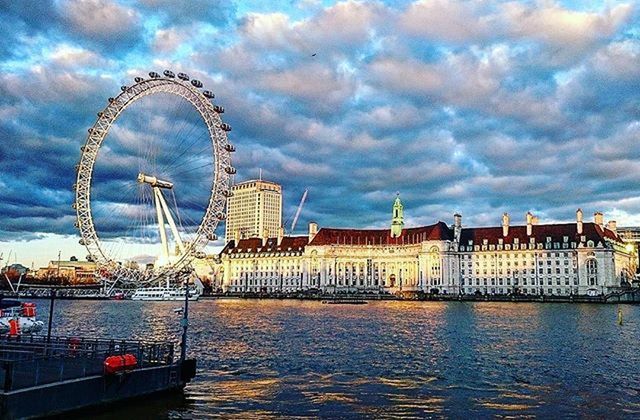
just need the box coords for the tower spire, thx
[391,193,404,238]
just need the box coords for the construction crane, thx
[288,189,308,234]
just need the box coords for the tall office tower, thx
[225,180,282,243]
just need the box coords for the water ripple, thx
[47,299,640,418]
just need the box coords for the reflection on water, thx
[46,299,640,418]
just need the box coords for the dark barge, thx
[0,334,195,419]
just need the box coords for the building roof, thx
[308,221,453,246]
[220,221,624,255]
[222,235,309,254]
[231,179,281,189]
[48,260,96,268]
[459,222,622,245]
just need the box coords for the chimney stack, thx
[594,212,604,228]
[234,228,240,244]
[502,212,510,237]
[262,228,269,247]
[526,211,533,236]
[606,220,617,233]
[277,226,284,246]
[576,209,583,234]
[309,222,318,243]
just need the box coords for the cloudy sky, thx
[0,0,639,267]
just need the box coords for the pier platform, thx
[0,335,195,419]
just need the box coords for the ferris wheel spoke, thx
[164,144,214,175]
[162,131,211,173]
[166,161,215,180]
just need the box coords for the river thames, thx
[44,299,640,418]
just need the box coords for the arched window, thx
[587,259,598,286]
[429,246,441,282]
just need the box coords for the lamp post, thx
[46,288,56,346]
[180,279,190,363]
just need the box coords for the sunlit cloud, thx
[0,0,639,268]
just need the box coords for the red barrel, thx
[21,303,36,317]
[104,354,138,374]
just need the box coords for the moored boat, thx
[0,299,44,334]
[321,299,368,305]
[131,286,200,301]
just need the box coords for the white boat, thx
[131,286,201,301]
[131,276,204,301]
[0,300,44,334]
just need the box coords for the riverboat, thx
[131,286,200,301]
[321,299,368,305]
[0,299,44,334]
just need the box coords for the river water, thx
[44,299,640,418]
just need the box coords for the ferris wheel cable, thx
[166,137,214,168]
[163,139,216,176]
[163,162,213,184]
[171,94,208,140]
[164,94,193,145]
[172,208,210,239]
[161,129,212,172]
[170,188,185,233]
[129,185,148,260]
[171,115,205,154]
[99,182,149,261]
[165,112,211,153]
[141,185,152,247]
[167,161,217,180]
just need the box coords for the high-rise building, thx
[225,179,282,243]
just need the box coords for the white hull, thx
[131,287,200,301]
[0,317,44,334]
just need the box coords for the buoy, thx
[104,354,138,374]
[9,318,20,336]
[617,308,623,326]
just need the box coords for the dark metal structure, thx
[0,334,195,419]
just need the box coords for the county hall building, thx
[220,195,636,296]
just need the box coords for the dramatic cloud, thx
[0,0,639,267]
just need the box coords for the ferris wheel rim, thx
[74,73,234,283]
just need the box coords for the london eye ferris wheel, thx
[73,70,236,290]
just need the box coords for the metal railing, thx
[0,335,174,391]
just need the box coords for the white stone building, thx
[220,197,635,296]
